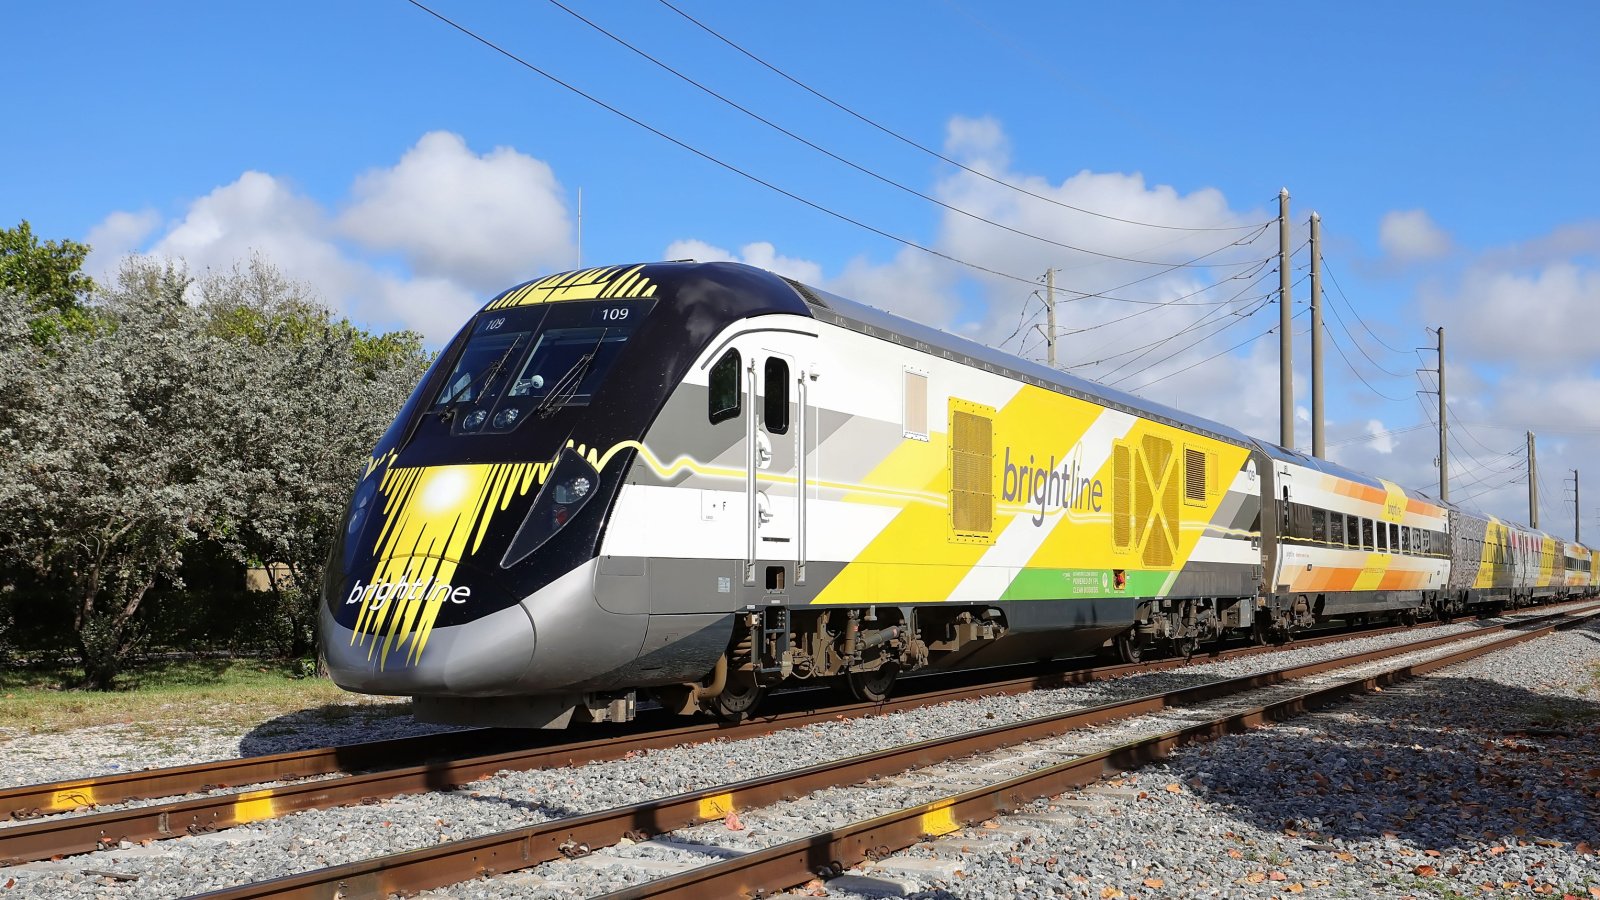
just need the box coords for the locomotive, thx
[321,261,1595,728]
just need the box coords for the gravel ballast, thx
[2,609,1594,899]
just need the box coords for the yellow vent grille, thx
[1113,442,1132,552]
[949,407,993,537]
[1184,446,1207,503]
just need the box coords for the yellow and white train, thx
[321,262,1595,728]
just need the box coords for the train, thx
[321,261,1596,728]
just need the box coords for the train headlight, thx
[493,407,522,430]
[554,475,591,504]
[501,448,601,568]
[462,409,487,431]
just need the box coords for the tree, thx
[0,251,429,685]
[0,259,239,687]
[194,260,427,659]
[0,220,97,343]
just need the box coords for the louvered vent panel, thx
[950,409,993,535]
[1113,442,1132,551]
[1184,447,1206,503]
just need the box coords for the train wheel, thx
[846,664,898,702]
[712,671,766,721]
[1115,632,1143,664]
[1173,636,1198,659]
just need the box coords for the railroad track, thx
[80,602,1600,900]
[1,613,1460,827]
[0,607,1548,867]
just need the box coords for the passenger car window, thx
[709,350,741,424]
[763,357,790,435]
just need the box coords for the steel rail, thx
[23,595,1593,823]
[173,605,1596,900]
[0,613,1491,864]
[4,605,1586,865]
[597,606,1600,900]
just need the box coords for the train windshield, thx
[431,300,650,435]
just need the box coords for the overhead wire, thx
[1323,323,1410,402]
[402,0,1107,292]
[1065,263,1282,369]
[1128,309,1308,394]
[655,0,1270,234]
[1325,422,1431,449]
[545,0,1260,271]
[1319,252,1412,355]
[1105,274,1305,387]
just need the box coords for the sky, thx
[6,1,1600,538]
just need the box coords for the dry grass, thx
[0,658,407,735]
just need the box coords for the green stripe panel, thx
[1002,568,1172,601]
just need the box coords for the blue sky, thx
[7,1,1600,534]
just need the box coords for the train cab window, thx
[1311,508,1326,543]
[709,350,741,424]
[1362,518,1375,551]
[1389,523,1400,553]
[763,357,790,434]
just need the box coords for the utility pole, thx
[1309,212,1324,458]
[1527,431,1538,528]
[1437,327,1448,500]
[1568,469,1579,542]
[1045,268,1057,368]
[1278,188,1294,450]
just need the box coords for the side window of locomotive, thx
[1330,512,1345,547]
[1389,523,1400,552]
[1362,518,1375,551]
[903,369,929,441]
[1311,508,1326,544]
[1400,527,1411,554]
[709,350,741,425]
[1376,522,1387,552]
[763,357,790,434]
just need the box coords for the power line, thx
[1066,264,1281,369]
[1107,280,1300,387]
[546,0,1264,271]
[1318,253,1411,355]
[402,0,1097,292]
[1325,422,1432,449]
[1318,277,1408,377]
[654,0,1271,234]
[1323,319,1409,402]
[1128,309,1308,394]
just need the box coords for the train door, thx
[744,346,814,590]
[1273,465,1297,593]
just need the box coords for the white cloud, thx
[83,209,161,280]
[338,131,574,293]
[661,239,824,285]
[1424,260,1600,371]
[1365,419,1395,454]
[1378,209,1452,262]
[88,132,576,341]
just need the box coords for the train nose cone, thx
[322,557,536,697]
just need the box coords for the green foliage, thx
[0,219,98,343]
[0,252,430,687]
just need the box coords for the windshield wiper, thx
[439,334,526,422]
[534,329,608,419]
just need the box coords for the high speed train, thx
[321,261,1595,728]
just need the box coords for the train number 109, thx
[597,306,630,321]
